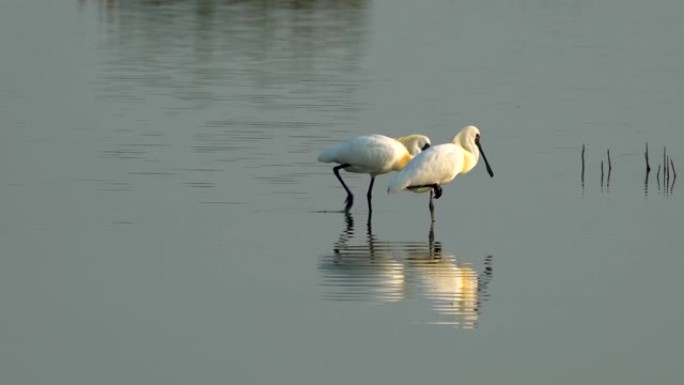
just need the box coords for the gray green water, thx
[2,1,683,384]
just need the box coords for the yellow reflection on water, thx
[405,245,492,329]
[319,214,493,329]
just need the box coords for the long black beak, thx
[475,137,494,177]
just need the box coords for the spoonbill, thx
[387,125,493,222]
[318,134,432,213]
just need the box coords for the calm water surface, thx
[1,0,683,384]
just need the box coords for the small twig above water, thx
[644,143,650,197]
[663,146,667,183]
[670,157,677,180]
[670,158,677,195]
[607,148,612,172]
[606,148,612,191]
[581,143,585,193]
[666,156,671,195]
[600,160,604,192]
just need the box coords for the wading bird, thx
[387,125,493,222]
[318,134,432,213]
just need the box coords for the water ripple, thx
[319,214,494,329]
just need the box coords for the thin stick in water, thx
[607,148,612,171]
[663,147,667,182]
[670,158,677,195]
[671,157,677,179]
[581,143,585,192]
[644,143,650,198]
[606,148,612,191]
[666,156,670,192]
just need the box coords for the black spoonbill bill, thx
[387,125,493,222]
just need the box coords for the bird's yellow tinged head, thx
[451,125,481,146]
[453,125,494,177]
[397,134,431,156]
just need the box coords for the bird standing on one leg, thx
[318,134,432,213]
[387,125,494,223]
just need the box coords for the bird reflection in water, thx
[321,213,407,303]
[319,213,494,329]
[404,237,493,329]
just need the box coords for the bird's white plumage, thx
[387,143,467,193]
[318,133,431,212]
[387,125,490,194]
[318,134,426,176]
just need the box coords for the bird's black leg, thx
[429,189,435,223]
[366,176,375,213]
[333,164,354,212]
[433,185,443,199]
[409,184,442,199]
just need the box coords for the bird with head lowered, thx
[318,134,432,213]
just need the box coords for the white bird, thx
[318,134,432,212]
[387,125,493,222]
